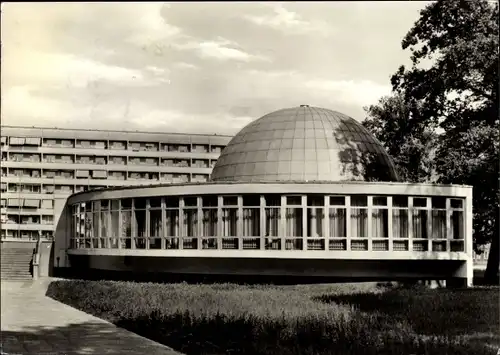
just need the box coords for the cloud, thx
[244,4,335,36]
[4,51,144,89]
[174,62,199,70]
[172,37,270,62]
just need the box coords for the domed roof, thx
[210,105,399,182]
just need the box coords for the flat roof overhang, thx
[67,181,472,204]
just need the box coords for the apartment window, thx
[145,142,158,151]
[57,155,73,163]
[145,157,158,165]
[77,140,91,148]
[129,142,141,151]
[193,159,209,168]
[76,170,90,178]
[211,145,223,154]
[55,185,74,193]
[31,170,41,178]
[129,158,140,165]
[1,168,6,177]
[44,170,56,178]
[192,174,208,182]
[109,156,126,165]
[1,182,7,193]
[162,159,174,166]
[24,137,41,146]
[20,184,41,193]
[109,171,126,180]
[9,137,26,145]
[2,152,7,161]
[109,141,126,150]
[173,174,189,183]
[44,139,57,146]
[95,156,106,165]
[61,139,74,148]
[161,173,174,182]
[92,170,107,179]
[43,185,55,194]
[77,156,93,164]
[192,144,209,153]
[0,199,6,207]
[210,160,217,168]
[41,200,53,209]
[93,141,106,149]
[23,199,40,208]
[0,136,6,145]
[59,170,74,179]
[42,215,54,225]
[7,198,21,207]
[44,154,56,163]
[174,159,189,167]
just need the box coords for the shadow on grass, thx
[0,322,179,355]
[314,288,500,337]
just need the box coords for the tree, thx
[363,94,438,183]
[369,0,499,283]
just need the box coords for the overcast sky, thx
[1,2,431,135]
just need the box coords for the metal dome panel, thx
[210,106,399,182]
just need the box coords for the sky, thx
[1,1,432,135]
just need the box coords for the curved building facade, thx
[58,106,473,286]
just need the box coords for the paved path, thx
[1,278,183,355]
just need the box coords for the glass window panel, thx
[166,197,179,208]
[307,207,324,237]
[149,197,162,208]
[330,196,345,206]
[412,210,428,238]
[202,209,217,237]
[432,197,446,209]
[223,196,238,206]
[183,209,198,237]
[450,199,463,209]
[350,208,368,238]
[135,198,147,209]
[351,196,368,207]
[242,195,260,207]
[451,211,464,240]
[121,210,132,237]
[413,198,427,208]
[265,208,280,237]
[431,210,447,239]
[121,199,132,209]
[134,209,146,238]
[392,209,408,238]
[329,208,346,238]
[372,209,388,238]
[286,207,303,237]
[242,208,260,237]
[150,209,162,238]
[110,211,119,248]
[373,197,387,206]
[165,209,180,237]
[307,195,323,207]
[393,196,408,208]
[222,208,238,237]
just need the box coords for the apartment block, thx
[0,126,232,242]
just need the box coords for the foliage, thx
[47,280,499,355]
[362,94,438,183]
[362,0,499,280]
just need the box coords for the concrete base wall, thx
[63,254,470,287]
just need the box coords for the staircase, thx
[1,248,34,281]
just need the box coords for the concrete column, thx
[345,196,351,251]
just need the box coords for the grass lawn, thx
[47,280,499,355]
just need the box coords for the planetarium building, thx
[59,106,473,286]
